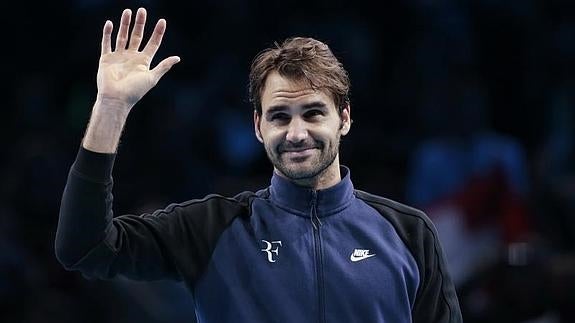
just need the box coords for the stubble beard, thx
[265,138,340,181]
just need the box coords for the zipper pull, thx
[310,190,322,230]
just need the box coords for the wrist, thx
[94,95,133,117]
[82,99,131,154]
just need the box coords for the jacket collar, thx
[269,166,355,217]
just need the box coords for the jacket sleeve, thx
[410,209,463,323]
[54,146,246,282]
[355,191,463,323]
[54,146,181,280]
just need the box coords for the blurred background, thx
[2,0,575,322]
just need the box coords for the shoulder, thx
[354,189,432,227]
[353,190,441,261]
[149,191,259,219]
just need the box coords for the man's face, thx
[254,71,350,181]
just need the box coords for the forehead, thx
[261,71,334,112]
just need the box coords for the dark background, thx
[2,0,575,322]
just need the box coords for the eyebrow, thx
[266,101,328,116]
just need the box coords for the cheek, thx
[260,127,283,146]
[318,124,341,143]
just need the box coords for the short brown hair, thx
[249,37,350,115]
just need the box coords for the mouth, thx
[281,147,317,159]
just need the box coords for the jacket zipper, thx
[310,190,325,323]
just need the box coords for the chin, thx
[281,164,324,180]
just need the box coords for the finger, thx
[101,20,113,55]
[142,19,166,58]
[128,8,147,51]
[115,8,132,51]
[151,56,181,82]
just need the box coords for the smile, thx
[282,148,317,159]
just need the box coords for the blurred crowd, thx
[2,0,575,322]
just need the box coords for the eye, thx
[270,113,290,122]
[304,110,324,118]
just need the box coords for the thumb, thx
[151,56,181,83]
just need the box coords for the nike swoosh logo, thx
[350,253,376,262]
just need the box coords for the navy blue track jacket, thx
[55,147,463,323]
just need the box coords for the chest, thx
[192,202,420,322]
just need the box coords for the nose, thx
[285,117,309,143]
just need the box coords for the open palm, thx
[97,8,180,107]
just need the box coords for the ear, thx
[340,104,351,136]
[254,110,264,143]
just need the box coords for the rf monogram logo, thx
[261,240,283,263]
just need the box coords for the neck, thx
[275,157,342,190]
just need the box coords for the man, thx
[56,7,462,323]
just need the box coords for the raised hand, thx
[97,8,180,108]
[82,8,180,153]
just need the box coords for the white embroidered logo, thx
[350,249,376,262]
[261,240,283,263]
